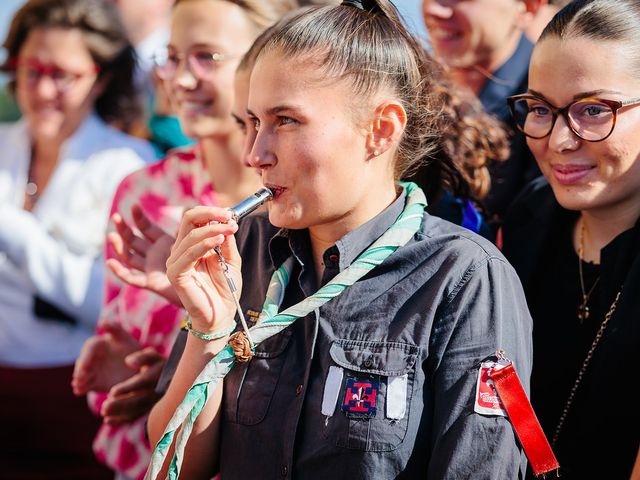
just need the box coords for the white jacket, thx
[0,114,155,367]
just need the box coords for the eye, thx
[583,105,609,116]
[166,52,179,66]
[528,103,551,117]
[192,51,220,65]
[250,117,260,132]
[277,116,297,126]
[233,115,247,134]
[571,101,613,123]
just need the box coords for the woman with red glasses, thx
[502,0,640,477]
[0,0,155,477]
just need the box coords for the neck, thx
[308,181,398,286]
[32,138,62,169]
[448,32,522,95]
[200,133,261,207]
[575,206,640,264]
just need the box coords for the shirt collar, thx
[60,112,107,161]
[479,34,533,121]
[268,188,408,273]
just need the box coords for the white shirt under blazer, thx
[0,113,155,367]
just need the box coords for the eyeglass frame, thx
[9,57,100,92]
[152,47,238,81]
[507,93,640,143]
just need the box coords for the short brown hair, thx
[1,0,142,130]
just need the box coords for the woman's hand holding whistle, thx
[166,206,242,335]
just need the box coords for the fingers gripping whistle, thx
[212,187,272,350]
[213,186,272,291]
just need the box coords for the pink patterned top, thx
[88,145,217,480]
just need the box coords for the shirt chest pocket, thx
[223,327,292,425]
[323,339,419,452]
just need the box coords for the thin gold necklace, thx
[553,289,622,447]
[577,220,600,323]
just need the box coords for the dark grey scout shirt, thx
[162,192,533,479]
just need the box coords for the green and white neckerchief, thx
[145,182,427,480]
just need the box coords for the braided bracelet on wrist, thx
[185,315,236,341]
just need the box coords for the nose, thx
[422,0,454,19]
[548,113,581,153]
[173,60,198,90]
[34,74,59,99]
[247,127,276,170]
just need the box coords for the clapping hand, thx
[107,205,181,305]
[72,322,164,425]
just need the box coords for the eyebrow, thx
[246,104,304,118]
[167,42,225,52]
[528,88,624,102]
[266,104,303,116]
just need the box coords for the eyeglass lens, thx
[17,60,87,91]
[154,49,223,80]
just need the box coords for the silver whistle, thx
[211,187,272,349]
[229,187,273,221]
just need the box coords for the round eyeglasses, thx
[507,93,640,142]
[11,57,100,92]
[152,47,236,81]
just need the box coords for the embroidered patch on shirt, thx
[341,377,378,418]
[474,361,508,417]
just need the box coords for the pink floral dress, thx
[88,145,217,480]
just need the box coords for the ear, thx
[89,73,110,101]
[366,100,407,160]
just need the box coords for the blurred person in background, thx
[0,0,25,122]
[71,1,300,478]
[0,0,154,478]
[525,0,573,41]
[110,0,197,157]
[407,61,510,240]
[422,0,543,225]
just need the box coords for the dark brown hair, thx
[540,0,640,72]
[408,66,509,202]
[256,0,441,180]
[1,0,142,130]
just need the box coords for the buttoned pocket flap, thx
[329,339,418,376]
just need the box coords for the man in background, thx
[422,0,544,223]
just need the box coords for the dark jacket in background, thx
[480,35,540,222]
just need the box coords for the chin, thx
[267,208,306,230]
[31,122,65,140]
[552,189,597,212]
